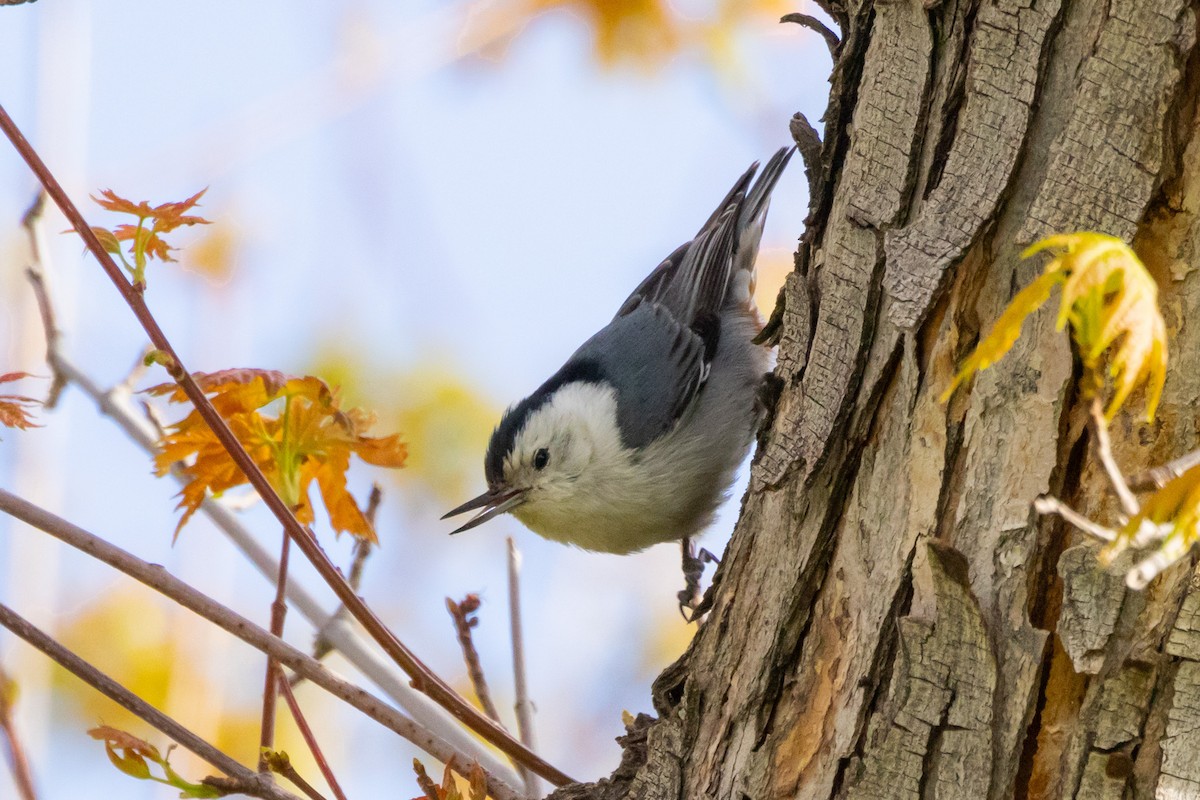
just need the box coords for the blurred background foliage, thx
[0,0,829,797]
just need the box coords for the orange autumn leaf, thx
[93,188,209,234]
[0,372,40,434]
[89,188,211,286]
[942,232,1167,421]
[148,369,405,541]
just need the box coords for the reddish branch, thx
[277,677,347,800]
[0,102,570,789]
[446,595,504,726]
[259,533,293,773]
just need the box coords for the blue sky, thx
[0,2,830,795]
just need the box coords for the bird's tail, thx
[733,145,795,303]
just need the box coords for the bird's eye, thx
[533,448,550,471]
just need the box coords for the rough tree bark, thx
[553,0,1200,798]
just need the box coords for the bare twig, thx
[0,604,302,800]
[1088,398,1139,519]
[115,345,154,396]
[259,532,292,773]
[0,488,526,800]
[0,663,37,800]
[780,12,841,58]
[1129,447,1200,491]
[1,102,569,788]
[508,537,541,799]
[262,748,329,800]
[21,195,66,409]
[347,487,379,591]
[277,677,347,800]
[1033,495,1118,542]
[446,595,504,726]
[20,269,520,788]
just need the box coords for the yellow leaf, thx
[940,270,1060,402]
[944,232,1168,421]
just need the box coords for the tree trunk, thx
[553,0,1200,797]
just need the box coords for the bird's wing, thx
[615,186,748,323]
[617,147,795,321]
[595,147,794,447]
[570,301,711,449]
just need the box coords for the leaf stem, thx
[1088,397,1139,519]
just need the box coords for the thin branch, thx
[114,345,154,396]
[446,595,504,726]
[0,489,526,800]
[262,748,329,800]
[0,102,570,789]
[1088,398,1139,519]
[1033,495,1118,542]
[21,267,520,789]
[293,490,377,688]
[21,195,66,409]
[508,537,541,799]
[780,12,841,58]
[259,532,292,773]
[0,663,37,800]
[0,604,302,800]
[277,677,347,800]
[1129,447,1200,491]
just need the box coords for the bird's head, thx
[443,366,621,534]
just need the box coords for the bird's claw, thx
[678,539,720,622]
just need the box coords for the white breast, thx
[511,309,769,554]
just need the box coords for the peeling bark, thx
[549,0,1200,798]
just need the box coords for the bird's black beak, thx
[442,487,527,534]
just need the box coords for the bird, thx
[444,146,794,614]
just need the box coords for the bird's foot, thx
[678,538,720,622]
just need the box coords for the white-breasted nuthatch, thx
[444,147,794,608]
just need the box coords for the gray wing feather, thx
[596,146,794,447]
[570,302,708,449]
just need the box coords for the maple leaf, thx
[89,188,211,286]
[147,369,405,540]
[87,726,221,798]
[0,372,40,435]
[92,190,155,217]
[943,232,1168,421]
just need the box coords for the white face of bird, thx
[443,381,622,533]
